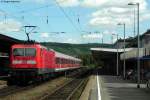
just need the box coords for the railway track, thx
[0,69,91,100]
[0,75,67,98]
[0,76,59,98]
[0,84,38,98]
[40,77,88,100]
[0,86,20,97]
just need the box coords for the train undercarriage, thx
[7,68,54,86]
[7,68,82,86]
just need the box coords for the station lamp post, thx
[133,7,136,37]
[128,2,140,88]
[117,23,126,79]
[102,32,104,44]
[112,33,119,76]
[116,34,119,76]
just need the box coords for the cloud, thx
[87,0,150,27]
[56,0,80,7]
[81,0,147,9]
[140,13,150,21]
[103,30,117,35]
[0,19,22,32]
[89,8,132,27]
[81,0,109,8]
[41,32,49,38]
[82,33,103,39]
[52,0,150,28]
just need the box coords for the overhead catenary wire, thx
[69,8,83,31]
[0,1,82,35]
[67,7,83,31]
[10,2,82,32]
[54,0,81,33]
[17,4,54,14]
[0,8,31,26]
[16,4,56,31]
[0,4,54,28]
[0,1,29,26]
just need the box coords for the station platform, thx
[80,75,150,100]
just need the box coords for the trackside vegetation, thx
[41,42,112,68]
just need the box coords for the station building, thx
[91,30,150,76]
[91,48,132,75]
[120,30,150,76]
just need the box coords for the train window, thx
[40,49,43,57]
[25,48,36,56]
[13,48,24,56]
[62,59,64,64]
[56,58,60,64]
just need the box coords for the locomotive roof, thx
[12,44,81,62]
[55,51,81,62]
[12,44,47,48]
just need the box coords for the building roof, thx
[0,34,22,43]
[0,34,23,53]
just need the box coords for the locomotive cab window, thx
[13,48,36,57]
[13,48,24,56]
[25,48,36,56]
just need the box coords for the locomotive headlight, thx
[27,60,36,64]
[12,60,22,64]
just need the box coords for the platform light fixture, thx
[128,2,140,88]
[117,23,126,79]
[112,33,119,76]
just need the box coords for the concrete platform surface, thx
[80,75,150,100]
[79,75,98,100]
[100,75,150,100]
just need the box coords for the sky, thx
[0,0,150,44]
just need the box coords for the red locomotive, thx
[8,43,81,85]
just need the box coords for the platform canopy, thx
[91,48,133,60]
[90,48,133,75]
[0,34,23,54]
[91,48,133,53]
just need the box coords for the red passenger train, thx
[8,43,81,85]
